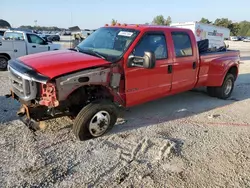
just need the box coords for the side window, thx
[27,34,45,45]
[133,33,167,59]
[172,32,193,57]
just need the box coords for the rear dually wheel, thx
[207,73,235,99]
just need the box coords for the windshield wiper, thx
[75,46,83,52]
[89,50,106,60]
[75,46,107,60]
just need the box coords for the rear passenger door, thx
[171,31,198,92]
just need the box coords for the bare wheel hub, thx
[89,110,111,137]
[224,79,233,95]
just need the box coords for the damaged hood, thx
[17,50,111,79]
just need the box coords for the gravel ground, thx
[0,43,250,188]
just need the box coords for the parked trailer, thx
[170,22,230,48]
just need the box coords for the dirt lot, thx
[0,41,250,187]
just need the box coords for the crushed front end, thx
[5,58,120,132]
[6,59,66,131]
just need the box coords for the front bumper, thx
[6,90,44,131]
[6,90,71,131]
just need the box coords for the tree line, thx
[19,25,65,31]
[0,19,66,31]
[111,16,250,36]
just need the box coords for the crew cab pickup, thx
[6,24,240,141]
[0,30,61,70]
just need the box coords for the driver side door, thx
[124,32,173,107]
[26,34,50,54]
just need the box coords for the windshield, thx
[77,27,139,62]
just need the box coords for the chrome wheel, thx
[89,110,111,137]
[224,79,233,95]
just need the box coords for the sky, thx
[1,0,250,29]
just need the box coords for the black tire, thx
[215,73,235,99]
[0,55,9,71]
[73,100,118,141]
[207,73,235,99]
[207,87,216,97]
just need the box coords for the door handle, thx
[32,45,36,48]
[14,49,18,52]
[168,65,173,73]
[0,42,2,46]
[192,62,197,69]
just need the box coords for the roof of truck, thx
[5,29,34,35]
[104,24,192,32]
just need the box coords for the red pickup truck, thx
[6,24,240,140]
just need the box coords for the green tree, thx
[199,17,212,24]
[152,15,165,25]
[111,19,117,25]
[238,21,250,36]
[214,18,232,28]
[165,16,172,26]
[246,30,250,36]
[229,23,240,36]
[152,15,171,25]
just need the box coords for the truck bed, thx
[200,49,239,56]
[196,49,240,88]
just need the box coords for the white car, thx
[0,30,61,70]
[230,36,238,41]
[243,37,250,42]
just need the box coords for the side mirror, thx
[128,51,156,69]
[41,40,48,45]
[44,38,50,45]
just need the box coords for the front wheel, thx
[73,100,118,141]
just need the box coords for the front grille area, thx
[8,66,37,101]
